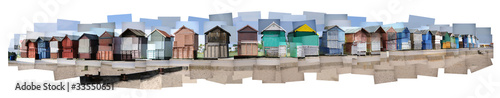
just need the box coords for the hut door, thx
[372,42,380,51]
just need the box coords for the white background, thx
[1,0,499,98]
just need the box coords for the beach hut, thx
[204,26,231,58]
[173,26,198,59]
[37,37,52,59]
[119,28,148,60]
[395,27,410,50]
[460,34,471,48]
[471,35,478,48]
[261,22,286,57]
[420,30,434,50]
[28,39,38,58]
[343,27,369,55]
[441,32,451,49]
[430,31,443,49]
[237,25,259,56]
[97,31,114,60]
[364,26,386,54]
[409,29,422,50]
[112,37,122,61]
[78,33,99,60]
[20,39,30,58]
[147,29,173,60]
[450,33,459,49]
[288,24,319,57]
[49,36,64,59]
[320,25,345,55]
[382,27,397,51]
[61,35,79,58]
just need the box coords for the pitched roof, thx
[99,31,114,38]
[363,25,381,33]
[430,30,440,35]
[204,26,231,36]
[324,25,344,32]
[120,28,146,37]
[150,29,172,38]
[293,24,316,33]
[37,37,52,42]
[262,22,286,33]
[342,27,363,34]
[439,31,449,36]
[174,26,197,35]
[450,33,461,37]
[394,28,406,32]
[416,30,430,34]
[238,25,258,33]
[381,27,393,32]
[408,29,419,33]
[80,33,99,40]
[28,39,37,42]
[51,36,64,41]
[65,35,80,40]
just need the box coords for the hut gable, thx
[174,26,197,35]
[238,25,258,33]
[238,25,258,41]
[80,33,99,40]
[149,29,172,38]
[353,28,369,43]
[430,31,441,36]
[205,26,231,35]
[50,36,64,42]
[174,26,197,46]
[64,35,79,41]
[262,22,286,32]
[37,37,52,42]
[120,28,146,37]
[293,24,316,34]
[364,26,383,33]
[205,26,231,43]
[343,27,369,42]
[100,31,114,38]
[324,25,344,40]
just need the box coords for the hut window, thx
[83,65,88,71]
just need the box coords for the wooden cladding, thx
[237,25,258,56]
[204,26,230,58]
[62,35,79,58]
[238,43,258,56]
[172,26,198,59]
[119,29,147,60]
[78,34,99,60]
[204,43,228,58]
[27,40,37,58]
[98,32,114,60]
